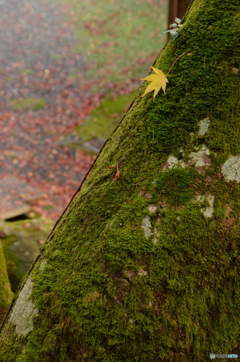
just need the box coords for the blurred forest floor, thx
[0,0,167,222]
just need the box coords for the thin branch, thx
[167,51,188,75]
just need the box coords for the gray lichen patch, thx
[163,155,185,169]
[232,67,239,74]
[141,216,152,239]
[153,218,161,245]
[8,277,38,337]
[148,205,158,214]
[196,195,215,218]
[138,268,148,277]
[198,117,210,137]
[221,155,240,182]
[139,191,152,200]
[153,230,160,245]
[38,259,47,272]
[189,145,211,168]
[164,155,179,169]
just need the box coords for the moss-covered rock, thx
[0,0,239,360]
[76,92,136,142]
[0,216,53,292]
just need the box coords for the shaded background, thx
[0,0,190,291]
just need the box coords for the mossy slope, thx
[0,0,239,360]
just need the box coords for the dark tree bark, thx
[0,0,239,360]
[168,0,192,25]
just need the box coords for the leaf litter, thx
[0,0,167,220]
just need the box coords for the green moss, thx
[149,203,240,356]
[1,217,53,292]
[10,97,47,111]
[142,0,240,154]
[0,242,13,321]
[2,235,23,292]
[18,188,240,360]
[0,0,240,360]
[153,167,198,206]
[20,69,34,75]
[77,92,136,141]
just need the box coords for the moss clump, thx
[0,242,13,322]
[13,191,240,360]
[20,69,34,75]
[10,97,47,111]
[77,92,136,141]
[0,216,53,293]
[154,167,198,205]
[143,0,239,154]
[1,234,23,293]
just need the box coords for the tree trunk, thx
[0,0,239,359]
[0,242,13,323]
[168,0,192,26]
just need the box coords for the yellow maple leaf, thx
[142,67,168,99]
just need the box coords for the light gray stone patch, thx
[141,216,152,239]
[221,155,240,182]
[189,145,211,168]
[196,195,215,218]
[198,117,210,137]
[9,277,38,336]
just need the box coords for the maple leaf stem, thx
[167,51,188,75]
[112,162,121,180]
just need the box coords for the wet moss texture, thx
[0,0,239,360]
[0,242,13,323]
